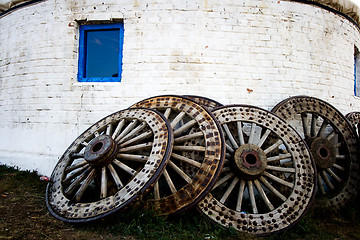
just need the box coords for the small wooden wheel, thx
[183,95,223,111]
[131,95,225,215]
[346,112,360,137]
[272,96,360,210]
[198,105,316,235]
[46,108,173,223]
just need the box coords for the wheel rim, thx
[183,95,223,111]
[272,96,360,209]
[346,112,360,137]
[46,108,173,222]
[198,105,316,235]
[131,95,225,215]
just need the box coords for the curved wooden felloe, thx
[198,105,316,236]
[272,96,360,210]
[346,111,360,137]
[46,108,173,223]
[183,95,223,111]
[130,95,225,215]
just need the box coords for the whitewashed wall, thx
[1,0,360,175]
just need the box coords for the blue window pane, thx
[78,23,124,82]
[85,29,120,78]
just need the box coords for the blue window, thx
[355,46,360,96]
[78,23,124,82]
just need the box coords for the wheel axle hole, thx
[92,142,103,153]
[245,154,257,165]
[319,147,329,159]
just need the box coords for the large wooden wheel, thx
[46,108,173,223]
[272,96,360,209]
[131,95,225,215]
[198,105,316,236]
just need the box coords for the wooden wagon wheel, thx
[345,112,360,137]
[46,108,173,223]
[271,96,360,210]
[183,95,223,111]
[198,105,316,236]
[130,95,225,215]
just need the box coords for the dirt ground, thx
[1,165,360,240]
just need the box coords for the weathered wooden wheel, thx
[346,112,360,137]
[46,108,173,223]
[272,96,360,209]
[184,95,223,111]
[198,105,316,236]
[131,95,225,215]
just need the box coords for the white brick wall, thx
[1,0,360,175]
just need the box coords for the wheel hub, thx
[84,135,118,167]
[233,144,267,180]
[308,137,336,169]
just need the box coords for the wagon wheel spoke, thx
[46,108,172,223]
[113,159,137,176]
[116,153,149,162]
[173,120,197,136]
[310,114,318,137]
[131,95,225,215]
[118,122,147,144]
[112,119,125,139]
[198,105,316,236]
[326,168,343,183]
[212,172,235,190]
[317,119,328,138]
[173,131,203,143]
[119,130,152,148]
[236,180,246,212]
[171,153,202,168]
[248,123,257,144]
[163,169,177,194]
[73,168,97,202]
[262,171,294,188]
[248,180,258,214]
[100,166,108,199]
[219,177,239,204]
[254,179,274,211]
[259,176,286,201]
[62,164,89,184]
[64,166,93,196]
[257,129,271,148]
[271,96,360,210]
[318,172,326,195]
[64,160,88,174]
[154,182,160,200]
[223,124,239,149]
[301,113,310,139]
[321,170,334,190]
[118,142,153,153]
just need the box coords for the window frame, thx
[355,46,360,96]
[78,23,124,82]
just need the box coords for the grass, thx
[0,164,359,240]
